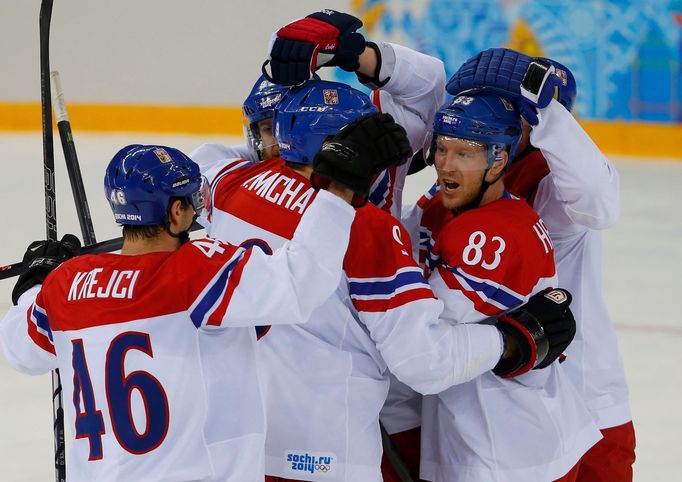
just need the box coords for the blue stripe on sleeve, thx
[32,307,52,341]
[450,267,523,309]
[369,170,390,206]
[190,256,242,327]
[349,270,428,297]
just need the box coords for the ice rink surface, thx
[0,132,680,480]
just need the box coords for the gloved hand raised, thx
[312,113,412,207]
[446,48,570,125]
[12,234,81,304]
[262,10,366,86]
[493,288,576,378]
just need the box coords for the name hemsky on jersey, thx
[241,168,316,214]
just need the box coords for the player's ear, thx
[167,199,185,227]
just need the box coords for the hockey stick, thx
[0,223,204,281]
[381,423,415,482]
[39,1,66,481]
[51,71,97,246]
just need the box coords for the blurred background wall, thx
[1,0,681,157]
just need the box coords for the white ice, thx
[0,132,680,480]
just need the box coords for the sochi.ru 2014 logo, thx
[285,451,336,476]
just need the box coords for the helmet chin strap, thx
[165,209,196,245]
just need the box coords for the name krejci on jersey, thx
[241,170,315,214]
[68,268,141,301]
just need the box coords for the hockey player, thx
[0,137,399,482]
[407,94,602,482]
[193,74,289,168]
[448,48,636,481]
[196,79,577,482]
[261,9,445,217]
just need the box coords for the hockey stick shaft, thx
[0,223,204,281]
[40,0,56,243]
[381,423,415,482]
[51,71,97,246]
[39,2,66,481]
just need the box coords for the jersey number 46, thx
[71,332,169,460]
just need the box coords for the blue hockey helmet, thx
[104,144,210,225]
[242,75,290,160]
[273,79,378,165]
[540,58,577,113]
[429,94,522,167]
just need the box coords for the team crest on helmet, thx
[154,148,172,164]
[323,89,339,105]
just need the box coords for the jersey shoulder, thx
[211,158,317,240]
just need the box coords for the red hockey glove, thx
[262,10,366,86]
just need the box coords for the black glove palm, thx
[311,113,412,207]
[12,234,81,305]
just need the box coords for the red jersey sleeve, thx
[343,206,435,313]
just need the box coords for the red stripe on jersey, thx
[437,267,501,317]
[372,90,382,112]
[26,308,55,355]
[352,287,435,313]
[207,249,252,326]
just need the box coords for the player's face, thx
[258,118,279,160]
[433,135,488,211]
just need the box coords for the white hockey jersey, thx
[0,192,353,482]
[365,42,445,217]
[417,195,602,482]
[197,156,505,482]
[505,99,631,429]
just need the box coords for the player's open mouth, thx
[440,179,460,193]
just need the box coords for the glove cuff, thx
[493,316,537,378]
[356,41,390,89]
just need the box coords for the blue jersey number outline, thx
[71,332,170,459]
